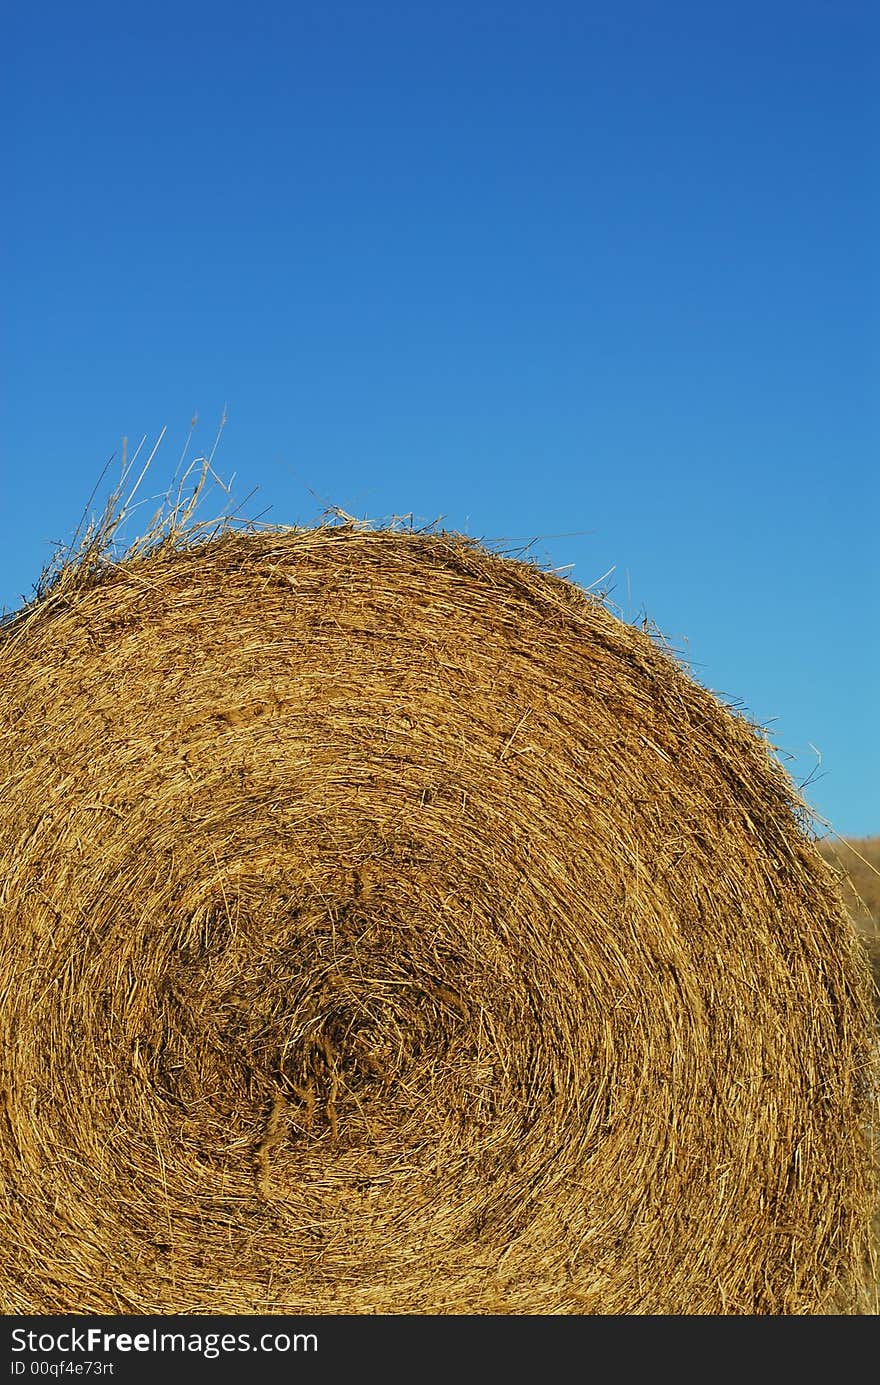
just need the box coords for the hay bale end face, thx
[0,524,876,1314]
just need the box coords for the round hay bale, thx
[0,523,876,1315]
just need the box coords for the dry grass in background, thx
[819,837,880,1013]
[0,465,876,1314]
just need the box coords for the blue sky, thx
[1,1,877,838]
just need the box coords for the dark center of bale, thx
[148,887,485,1190]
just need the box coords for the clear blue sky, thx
[1,1,877,838]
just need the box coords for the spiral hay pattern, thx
[0,525,876,1314]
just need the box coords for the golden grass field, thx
[819,836,880,1015]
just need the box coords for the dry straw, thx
[1,467,877,1314]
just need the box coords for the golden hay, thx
[0,522,877,1314]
